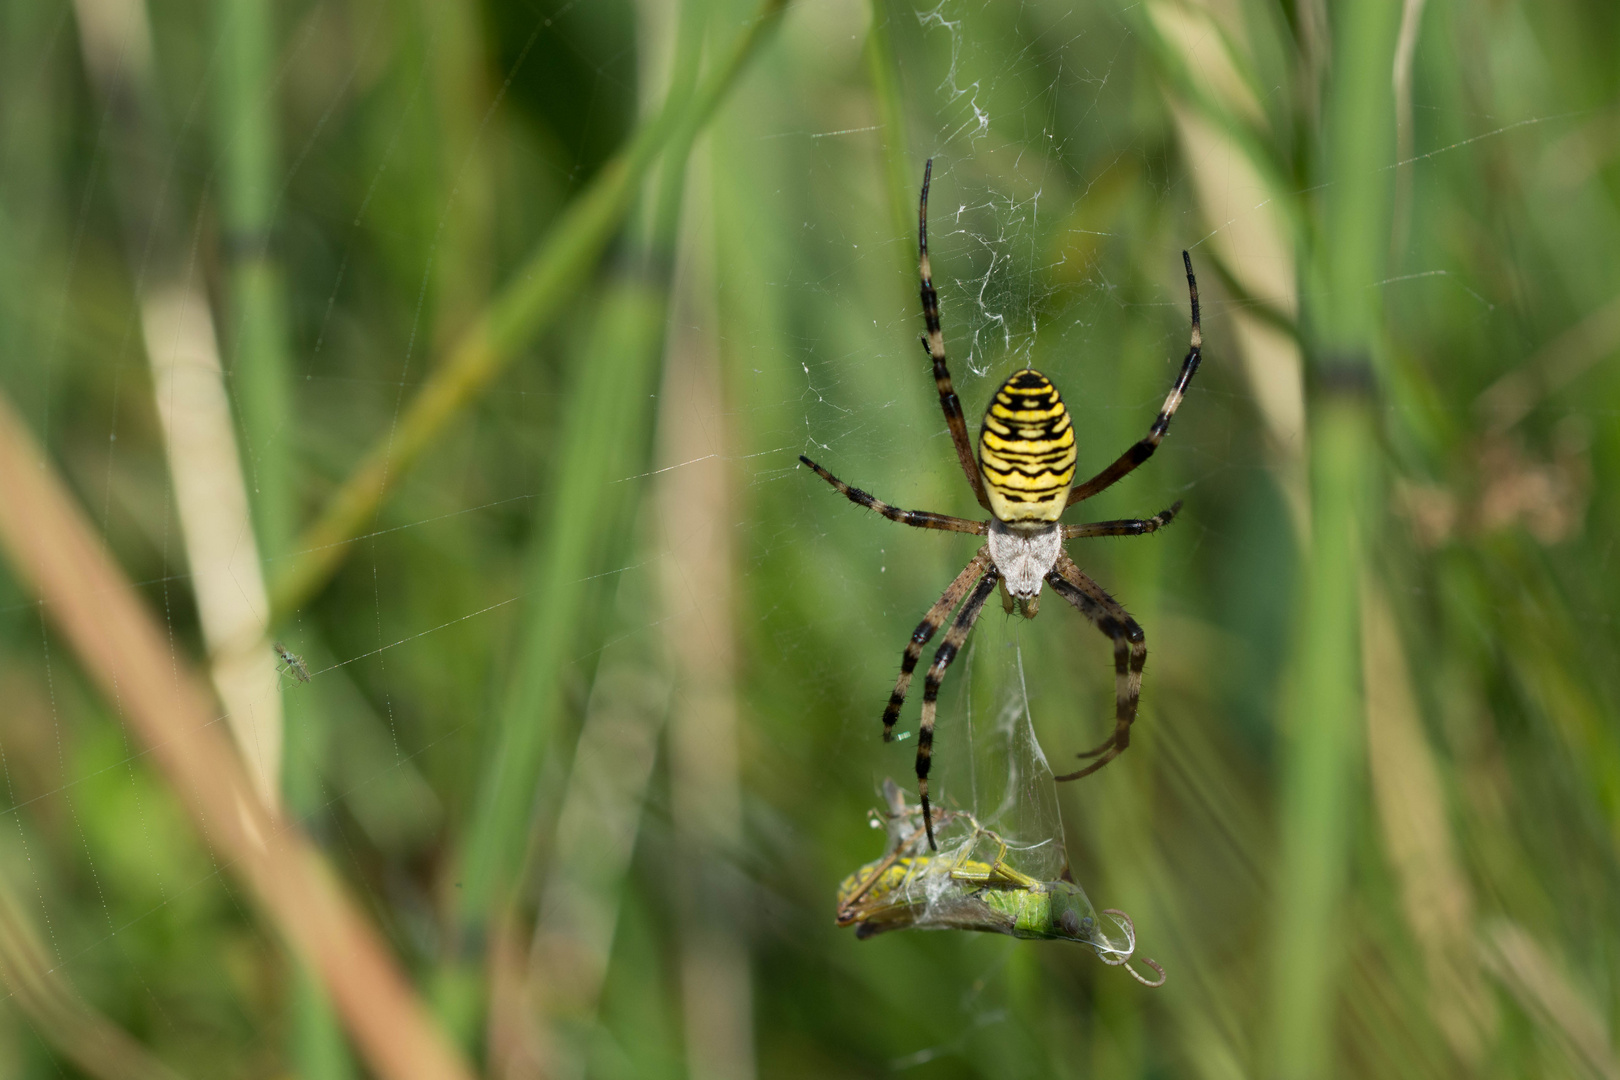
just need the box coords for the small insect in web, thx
[800,159,1204,848]
[273,642,310,683]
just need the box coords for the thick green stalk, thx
[215,0,354,1071]
[1270,398,1375,1077]
[1270,1,1401,1076]
[216,0,293,559]
[269,0,789,623]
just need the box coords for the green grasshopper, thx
[837,782,1164,985]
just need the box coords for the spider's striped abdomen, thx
[978,369,1077,523]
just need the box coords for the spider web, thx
[2,0,1501,1071]
[917,616,1068,884]
[798,0,1204,910]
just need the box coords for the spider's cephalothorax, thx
[801,158,1204,847]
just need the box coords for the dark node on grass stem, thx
[221,228,276,262]
[1314,353,1378,398]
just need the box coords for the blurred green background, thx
[1,0,1617,1076]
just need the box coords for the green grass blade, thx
[453,274,670,936]
[214,0,353,1067]
[270,0,790,623]
[447,0,749,947]
[1270,2,1402,1074]
[864,0,917,257]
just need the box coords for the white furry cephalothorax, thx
[987,519,1063,599]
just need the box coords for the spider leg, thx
[918,160,993,513]
[1062,501,1182,540]
[883,547,993,741]
[917,566,1001,849]
[800,456,987,534]
[1045,552,1146,782]
[1067,253,1202,506]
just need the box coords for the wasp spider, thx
[801,160,1203,848]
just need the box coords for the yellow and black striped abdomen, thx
[978,370,1077,523]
